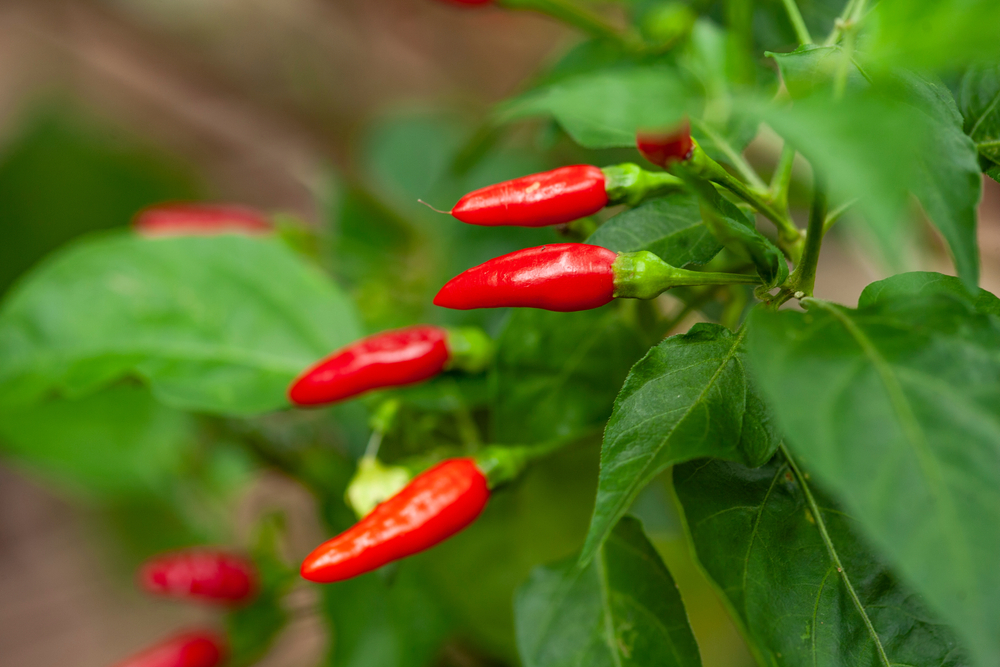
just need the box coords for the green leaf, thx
[767,45,868,98]
[959,63,1000,169]
[859,271,1000,315]
[0,233,361,414]
[500,67,695,149]
[493,305,647,443]
[581,323,779,564]
[320,566,453,667]
[515,516,701,667]
[674,457,969,666]
[870,0,1000,71]
[747,294,1000,667]
[587,192,722,267]
[0,384,194,498]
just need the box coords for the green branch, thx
[781,0,813,45]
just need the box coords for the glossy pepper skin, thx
[434,243,617,312]
[113,631,225,667]
[134,203,271,237]
[636,120,693,168]
[452,165,608,227]
[288,325,450,406]
[301,458,489,583]
[139,550,257,604]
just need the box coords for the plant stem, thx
[788,169,828,297]
[781,0,813,45]
[690,119,768,192]
[703,156,802,247]
[823,198,855,235]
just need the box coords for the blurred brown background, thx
[0,1,997,666]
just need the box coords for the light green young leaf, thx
[581,323,779,564]
[675,457,969,667]
[587,192,722,267]
[748,293,1000,667]
[0,233,361,414]
[499,67,695,149]
[516,516,701,667]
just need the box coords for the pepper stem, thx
[602,163,685,207]
[613,251,761,300]
[475,428,601,489]
[445,326,495,373]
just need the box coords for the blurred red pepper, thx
[288,325,492,406]
[433,243,617,311]
[134,203,271,237]
[139,550,256,605]
[636,120,693,168]
[451,165,608,227]
[300,458,489,583]
[112,630,225,667]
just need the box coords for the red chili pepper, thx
[139,550,257,604]
[134,203,271,237]
[288,325,450,406]
[636,120,693,168]
[433,243,617,311]
[113,630,225,667]
[452,165,608,227]
[300,458,489,583]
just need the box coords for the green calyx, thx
[602,163,684,207]
[345,456,412,518]
[445,326,495,373]
[475,445,531,490]
[612,251,761,299]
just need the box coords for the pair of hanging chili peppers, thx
[111,550,257,666]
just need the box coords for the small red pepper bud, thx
[451,165,608,228]
[134,203,271,238]
[112,630,226,667]
[636,120,693,168]
[300,458,489,583]
[139,550,257,604]
[288,325,492,406]
[433,243,617,312]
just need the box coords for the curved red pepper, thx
[636,120,693,168]
[139,550,257,604]
[134,203,271,237]
[289,325,450,406]
[434,243,617,312]
[452,165,608,227]
[113,630,225,667]
[300,458,489,583]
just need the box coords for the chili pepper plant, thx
[0,0,999,666]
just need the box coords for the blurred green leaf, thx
[762,77,981,289]
[0,384,194,497]
[0,109,201,296]
[581,323,779,565]
[493,305,647,443]
[501,67,696,149]
[870,0,1000,71]
[515,516,701,667]
[587,192,722,266]
[858,271,1000,315]
[958,63,1000,174]
[674,457,969,666]
[747,293,1000,667]
[0,234,361,414]
[321,567,453,667]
